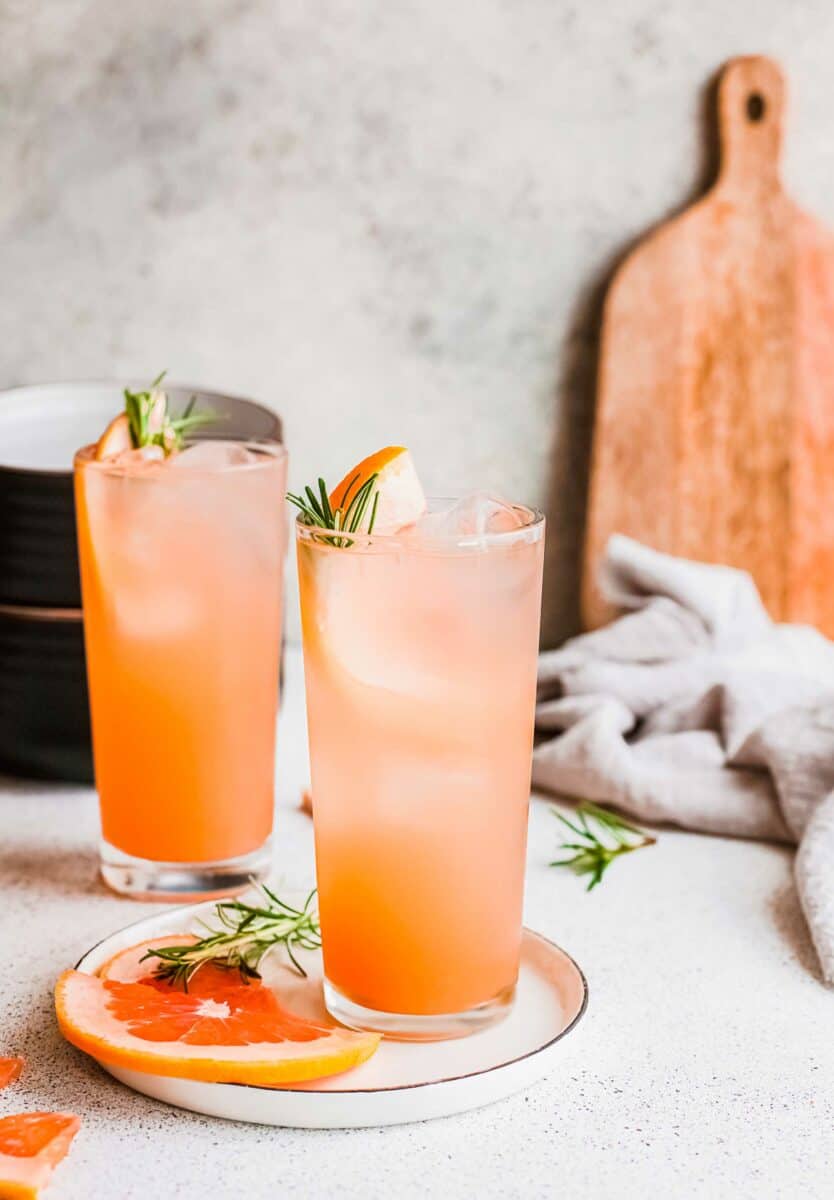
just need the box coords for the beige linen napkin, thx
[533,535,834,984]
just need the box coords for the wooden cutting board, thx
[582,55,834,635]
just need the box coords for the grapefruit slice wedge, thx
[55,969,379,1085]
[0,1057,24,1090]
[0,1112,80,1199]
[329,446,426,534]
[94,412,132,461]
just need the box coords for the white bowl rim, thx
[0,379,282,479]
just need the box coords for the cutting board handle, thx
[718,55,785,194]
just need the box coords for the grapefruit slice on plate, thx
[0,1112,80,1199]
[329,446,426,534]
[0,1057,24,1090]
[55,967,379,1086]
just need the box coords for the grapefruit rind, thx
[55,969,379,1086]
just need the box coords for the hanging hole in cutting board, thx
[746,92,766,122]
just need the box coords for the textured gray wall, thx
[4,2,834,644]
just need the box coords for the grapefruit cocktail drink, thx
[295,448,544,1038]
[75,383,287,899]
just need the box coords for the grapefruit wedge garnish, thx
[0,1057,24,1090]
[93,379,198,461]
[55,966,379,1086]
[329,445,426,534]
[0,1112,80,1199]
[98,936,258,998]
[94,412,132,460]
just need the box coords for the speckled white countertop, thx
[1,648,832,1199]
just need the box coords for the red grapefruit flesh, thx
[0,1058,24,1091]
[55,968,379,1085]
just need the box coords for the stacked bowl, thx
[0,383,281,782]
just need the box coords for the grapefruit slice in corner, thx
[0,1057,25,1090]
[55,968,379,1086]
[0,1111,80,1199]
[329,446,426,534]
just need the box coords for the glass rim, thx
[74,437,287,477]
[295,499,545,552]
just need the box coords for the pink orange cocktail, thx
[297,497,544,1038]
[75,439,287,899]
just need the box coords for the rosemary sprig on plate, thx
[124,371,216,455]
[287,472,380,547]
[141,884,321,989]
[550,802,656,891]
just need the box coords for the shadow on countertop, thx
[0,839,106,900]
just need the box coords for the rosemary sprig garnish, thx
[287,471,380,546]
[141,884,321,989]
[550,802,656,890]
[124,371,216,456]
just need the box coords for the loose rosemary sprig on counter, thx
[142,885,321,989]
[287,472,380,547]
[550,802,656,891]
[124,371,216,455]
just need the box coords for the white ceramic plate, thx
[76,902,588,1128]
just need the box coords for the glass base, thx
[99,838,273,902]
[323,978,516,1042]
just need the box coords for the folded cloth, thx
[533,534,834,984]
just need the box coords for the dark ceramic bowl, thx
[0,605,92,782]
[0,382,283,782]
[0,382,282,608]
